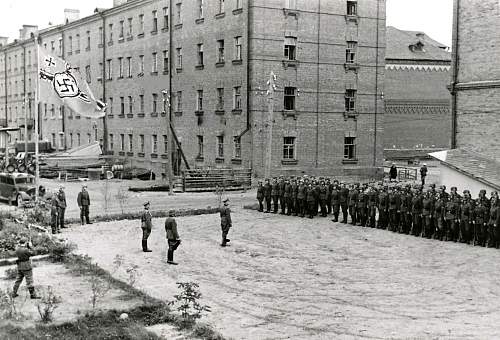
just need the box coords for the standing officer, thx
[306,183,316,219]
[410,187,423,236]
[339,183,349,224]
[278,176,286,215]
[444,187,461,241]
[283,178,292,215]
[487,192,500,248]
[367,185,378,228]
[263,178,272,213]
[256,181,264,212]
[330,183,341,222]
[433,189,446,240]
[388,187,400,231]
[474,191,489,246]
[50,195,60,234]
[297,179,306,218]
[141,202,153,252]
[271,178,279,213]
[420,163,428,186]
[57,186,67,229]
[318,181,328,217]
[377,186,389,229]
[220,198,232,247]
[77,184,92,225]
[357,187,368,226]
[12,237,40,299]
[460,190,474,244]
[314,179,322,216]
[290,178,298,216]
[165,211,181,265]
[326,178,333,215]
[421,189,435,238]
[399,185,412,234]
[348,184,358,225]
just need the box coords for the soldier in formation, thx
[255,176,500,248]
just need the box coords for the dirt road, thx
[62,207,500,340]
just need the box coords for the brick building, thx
[450,0,500,164]
[0,0,385,178]
[384,26,451,151]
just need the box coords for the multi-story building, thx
[0,0,385,178]
[384,26,451,150]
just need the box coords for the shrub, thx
[168,282,211,328]
[47,240,77,263]
[0,287,23,321]
[36,285,62,323]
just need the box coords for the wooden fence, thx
[182,168,252,192]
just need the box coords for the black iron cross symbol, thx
[45,57,55,67]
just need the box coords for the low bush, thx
[0,221,53,259]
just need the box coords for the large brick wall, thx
[454,0,500,162]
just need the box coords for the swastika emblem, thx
[53,72,79,98]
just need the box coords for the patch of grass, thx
[0,221,54,259]
[64,207,221,225]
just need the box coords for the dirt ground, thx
[0,262,144,328]
[61,207,500,340]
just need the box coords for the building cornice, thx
[386,63,451,71]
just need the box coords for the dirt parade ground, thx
[60,206,500,340]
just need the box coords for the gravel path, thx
[62,207,500,340]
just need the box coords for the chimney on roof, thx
[0,36,8,47]
[64,9,80,24]
[18,25,38,40]
[113,0,127,7]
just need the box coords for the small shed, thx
[429,148,500,198]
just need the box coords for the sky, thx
[0,0,453,47]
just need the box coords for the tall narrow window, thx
[197,44,204,66]
[119,20,124,39]
[217,136,224,158]
[118,57,123,78]
[346,41,357,63]
[176,48,182,69]
[196,90,203,111]
[77,133,81,146]
[128,134,133,152]
[108,97,113,114]
[127,57,132,77]
[176,3,182,24]
[70,133,73,148]
[51,104,55,118]
[108,23,113,42]
[217,40,225,63]
[347,1,357,15]
[344,136,356,159]
[128,96,133,114]
[120,134,125,151]
[106,59,112,80]
[345,89,356,112]
[152,134,158,154]
[163,50,169,73]
[197,0,204,18]
[139,14,145,34]
[139,134,145,153]
[98,27,103,45]
[284,36,297,60]
[283,137,295,159]
[85,65,91,83]
[152,93,158,113]
[152,52,158,73]
[139,55,144,75]
[197,135,204,158]
[128,18,133,36]
[218,0,225,14]
[233,136,241,159]
[233,86,241,109]
[75,34,80,52]
[152,10,158,32]
[176,91,182,111]
[120,97,125,115]
[284,87,296,110]
[139,95,144,113]
[68,36,73,54]
[234,36,242,60]
[216,88,224,111]
[163,7,169,29]
[86,31,91,50]
[109,133,114,150]
[163,135,168,153]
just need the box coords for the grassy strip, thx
[65,207,221,225]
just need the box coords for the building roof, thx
[386,26,451,63]
[429,148,500,190]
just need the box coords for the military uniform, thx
[220,200,232,247]
[330,185,341,222]
[57,188,67,229]
[348,186,358,225]
[77,187,91,225]
[460,194,474,243]
[388,189,400,231]
[488,196,500,248]
[306,185,316,219]
[290,180,298,216]
[367,188,378,228]
[411,191,423,236]
[264,180,272,212]
[377,188,389,229]
[474,196,489,246]
[399,188,412,234]
[12,239,39,299]
[357,190,368,226]
[284,181,292,215]
[141,203,153,252]
[444,192,461,241]
[165,214,181,264]
[278,179,286,214]
[339,185,349,223]
[318,183,328,217]
[50,197,60,234]
[421,193,434,238]
[297,182,307,217]
[256,182,264,212]
[434,194,446,240]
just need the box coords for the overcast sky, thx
[0,0,453,47]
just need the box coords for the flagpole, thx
[34,37,40,202]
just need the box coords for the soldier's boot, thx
[220,237,227,247]
[142,240,152,252]
[334,213,339,222]
[12,282,20,298]
[29,287,40,299]
[167,250,178,265]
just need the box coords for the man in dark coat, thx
[57,186,67,229]
[377,186,389,229]
[12,237,40,299]
[474,190,489,246]
[297,180,306,218]
[220,198,232,247]
[306,184,316,219]
[263,179,272,213]
[77,185,92,225]
[165,211,181,265]
[318,181,328,217]
[283,179,292,215]
[421,189,435,238]
[271,178,279,213]
[389,164,398,182]
[420,163,428,186]
[460,190,474,244]
[256,181,264,212]
[290,178,298,216]
[330,183,341,222]
[278,177,286,214]
[348,184,358,225]
[339,183,349,223]
[141,201,153,252]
